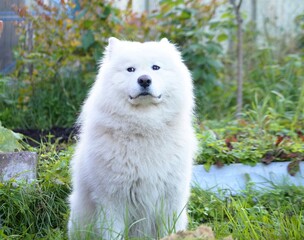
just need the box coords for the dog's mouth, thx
[129,92,162,100]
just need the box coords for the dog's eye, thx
[127,67,136,72]
[152,65,160,70]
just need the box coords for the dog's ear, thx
[160,38,170,44]
[108,37,120,46]
[106,37,120,58]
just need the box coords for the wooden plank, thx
[0,0,25,73]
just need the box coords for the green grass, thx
[189,184,304,239]
[1,141,304,239]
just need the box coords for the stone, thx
[161,224,233,240]
[0,152,37,183]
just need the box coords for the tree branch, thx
[237,0,243,11]
[230,0,244,118]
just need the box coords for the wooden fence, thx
[0,0,24,74]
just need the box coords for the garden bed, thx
[14,127,78,146]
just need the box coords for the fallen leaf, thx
[262,151,275,164]
[215,160,224,168]
[287,160,300,176]
[225,135,237,151]
[275,135,285,147]
[278,151,299,160]
[296,130,304,142]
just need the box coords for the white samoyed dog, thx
[68,37,197,239]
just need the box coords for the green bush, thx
[1,0,225,129]
[295,12,304,49]
[155,0,228,119]
[1,0,123,129]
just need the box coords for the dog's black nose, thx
[137,75,152,88]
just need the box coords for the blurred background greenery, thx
[0,0,303,130]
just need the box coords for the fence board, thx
[0,0,24,74]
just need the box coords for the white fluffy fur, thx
[68,38,197,239]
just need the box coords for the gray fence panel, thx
[0,0,24,74]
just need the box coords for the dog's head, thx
[96,38,193,110]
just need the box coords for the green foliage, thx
[188,186,226,228]
[216,11,304,120]
[0,123,23,152]
[189,185,304,239]
[1,0,303,139]
[244,50,304,121]
[295,12,304,49]
[0,142,72,239]
[0,74,30,128]
[196,119,304,173]
[1,0,226,129]
[1,0,123,129]
[156,0,227,118]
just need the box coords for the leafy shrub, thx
[295,12,304,49]
[1,0,123,129]
[156,0,227,119]
[1,0,225,129]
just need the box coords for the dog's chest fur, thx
[87,126,188,208]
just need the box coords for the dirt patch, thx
[14,127,78,146]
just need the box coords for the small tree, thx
[230,0,243,118]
